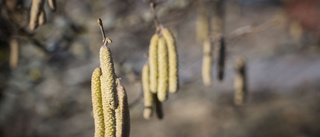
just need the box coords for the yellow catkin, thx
[48,0,56,12]
[153,94,163,119]
[29,0,45,30]
[91,67,105,137]
[196,8,209,44]
[202,38,212,86]
[162,28,179,93]
[157,37,169,102]
[9,38,19,69]
[115,79,130,137]
[149,34,159,93]
[234,56,247,106]
[100,45,118,110]
[38,9,46,25]
[217,38,225,81]
[142,61,153,119]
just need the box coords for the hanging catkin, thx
[196,7,209,44]
[115,78,130,137]
[29,0,45,30]
[9,38,19,69]
[149,34,159,93]
[162,28,179,93]
[202,38,212,86]
[142,61,153,119]
[157,37,169,102]
[99,45,117,137]
[100,45,118,110]
[38,9,46,25]
[91,67,105,137]
[217,37,225,81]
[48,0,56,12]
[234,56,247,106]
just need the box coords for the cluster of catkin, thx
[91,20,130,137]
[29,0,56,30]
[197,0,225,87]
[142,27,178,120]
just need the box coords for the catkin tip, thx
[143,107,153,120]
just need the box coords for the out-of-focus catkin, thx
[48,0,56,12]
[142,61,153,119]
[91,67,105,137]
[149,34,159,93]
[38,10,46,25]
[29,0,45,30]
[196,9,209,44]
[162,28,179,93]
[115,79,130,137]
[202,38,212,86]
[9,38,19,69]
[100,45,118,110]
[234,56,247,106]
[157,37,169,102]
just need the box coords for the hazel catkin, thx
[38,9,46,25]
[91,67,105,137]
[115,78,130,137]
[142,61,153,119]
[29,0,45,30]
[9,38,19,69]
[196,8,209,44]
[149,34,159,94]
[234,56,247,106]
[99,45,117,137]
[157,37,169,102]
[162,28,179,93]
[48,0,57,12]
[100,45,118,110]
[202,38,212,86]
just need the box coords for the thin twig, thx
[150,2,161,34]
[97,18,112,44]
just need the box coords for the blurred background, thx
[0,0,320,137]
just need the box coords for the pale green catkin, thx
[99,45,117,137]
[142,61,153,119]
[202,38,212,86]
[29,0,45,30]
[162,28,179,93]
[100,45,118,110]
[234,56,247,106]
[115,79,130,137]
[149,34,159,93]
[91,67,105,137]
[157,37,169,102]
